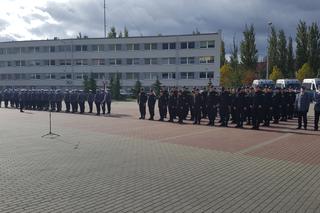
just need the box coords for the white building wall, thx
[0,33,221,90]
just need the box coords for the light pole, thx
[266,22,272,79]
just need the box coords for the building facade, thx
[0,32,221,90]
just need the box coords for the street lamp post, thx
[266,22,272,79]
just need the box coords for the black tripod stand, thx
[42,101,60,138]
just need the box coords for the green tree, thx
[230,35,239,71]
[111,74,121,100]
[278,30,287,77]
[268,26,278,76]
[152,77,162,96]
[269,66,284,81]
[287,36,295,78]
[108,26,117,38]
[296,20,309,71]
[220,40,226,67]
[220,64,233,88]
[132,80,142,98]
[83,75,90,92]
[83,73,97,92]
[308,22,320,76]
[240,24,258,70]
[124,26,129,37]
[297,63,314,81]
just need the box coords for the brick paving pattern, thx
[0,101,320,212]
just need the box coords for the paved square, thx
[1,102,320,213]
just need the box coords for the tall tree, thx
[278,29,287,77]
[220,40,226,67]
[269,66,284,81]
[240,24,258,70]
[118,31,123,38]
[152,77,162,96]
[308,22,320,76]
[124,26,129,37]
[230,35,239,71]
[287,36,295,78]
[296,20,309,71]
[297,63,313,81]
[108,26,117,38]
[268,26,278,76]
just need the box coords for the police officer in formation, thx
[0,88,112,116]
[138,85,319,131]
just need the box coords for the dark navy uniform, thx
[147,90,156,120]
[137,89,147,119]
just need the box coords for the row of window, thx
[0,56,215,67]
[0,40,215,55]
[0,72,214,81]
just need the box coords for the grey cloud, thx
[6,0,320,57]
[0,19,9,31]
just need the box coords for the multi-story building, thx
[0,32,221,90]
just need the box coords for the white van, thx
[275,79,301,89]
[252,79,275,89]
[302,78,320,92]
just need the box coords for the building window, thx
[200,72,214,79]
[59,60,66,66]
[0,48,5,55]
[144,58,157,65]
[181,72,194,79]
[162,43,169,50]
[109,59,122,65]
[50,46,55,52]
[181,42,195,49]
[15,61,21,67]
[127,58,139,65]
[127,43,140,51]
[200,41,215,48]
[76,73,83,79]
[50,60,56,66]
[66,74,72,79]
[144,43,157,50]
[75,59,82,65]
[162,72,176,79]
[181,42,188,49]
[92,45,104,52]
[82,59,88,65]
[126,73,139,80]
[180,57,187,64]
[82,45,88,51]
[170,43,176,49]
[199,56,214,64]
[180,57,194,64]
[75,45,82,51]
[93,59,105,66]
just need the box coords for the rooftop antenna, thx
[104,0,107,37]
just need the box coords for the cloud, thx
[0,0,319,57]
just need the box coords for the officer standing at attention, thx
[147,89,156,120]
[105,89,112,114]
[167,89,177,122]
[295,86,312,130]
[101,89,107,115]
[64,89,71,113]
[94,89,103,116]
[206,86,219,126]
[55,90,63,112]
[87,90,95,113]
[158,90,168,121]
[252,87,264,130]
[137,88,147,119]
[234,87,246,128]
[219,87,231,127]
[70,90,79,113]
[263,87,273,127]
[193,88,202,125]
[78,90,87,114]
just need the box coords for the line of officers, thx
[0,89,112,116]
[138,86,320,130]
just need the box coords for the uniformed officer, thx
[105,89,112,114]
[147,89,156,120]
[101,89,107,115]
[272,87,281,124]
[94,89,103,116]
[263,87,273,127]
[192,88,202,125]
[177,90,185,124]
[252,87,264,130]
[158,90,168,121]
[167,89,177,122]
[219,87,231,127]
[87,90,95,113]
[78,90,87,114]
[206,86,219,126]
[70,90,79,113]
[234,87,246,128]
[137,88,147,119]
[55,90,63,112]
[64,89,71,113]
